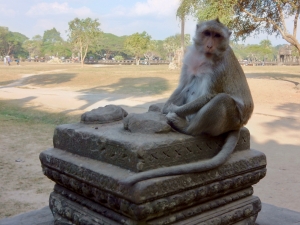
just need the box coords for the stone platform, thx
[39,117,266,225]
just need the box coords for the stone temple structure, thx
[40,105,266,225]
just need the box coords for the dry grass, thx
[1,62,299,94]
[0,116,56,218]
[0,62,179,96]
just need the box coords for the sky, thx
[0,0,294,46]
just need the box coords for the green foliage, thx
[114,55,124,60]
[177,0,300,54]
[41,28,70,57]
[42,28,63,44]
[23,35,42,58]
[163,34,191,60]
[0,27,28,57]
[231,39,276,61]
[196,0,234,26]
[124,31,151,65]
[154,40,168,59]
[67,17,103,66]
[94,33,128,60]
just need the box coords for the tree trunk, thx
[179,16,185,68]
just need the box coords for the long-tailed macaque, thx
[122,19,254,185]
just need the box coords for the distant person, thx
[7,56,11,66]
[3,56,6,65]
[15,58,20,65]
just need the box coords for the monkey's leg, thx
[186,93,241,136]
[175,94,216,117]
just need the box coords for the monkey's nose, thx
[207,45,213,49]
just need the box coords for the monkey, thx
[121,19,254,185]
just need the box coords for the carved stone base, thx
[50,185,261,225]
[40,122,266,225]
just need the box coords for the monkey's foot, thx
[166,112,188,132]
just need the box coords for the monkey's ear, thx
[215,18,221,23]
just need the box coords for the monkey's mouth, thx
[205,52,214,57]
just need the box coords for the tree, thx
[163,34,191,61]
[42,28,64,56]
[67,17,103,67]
[0,27,28,58]
[114,55,124,61]
[95,33,128,60]
[144,40,159,65]
[177,1,188,67]
[231,40,276,62]
[23,35,42,58]
[178,0,300,54]
[124,31,151,65]
[0,27,9,56]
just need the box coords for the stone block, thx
[40,117,266,224]
[52,122,250,172]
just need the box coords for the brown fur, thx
[121,19,253,185]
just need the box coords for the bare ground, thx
[0,65,299,219]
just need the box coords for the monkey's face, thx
[194,20,231,59]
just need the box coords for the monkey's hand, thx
[166,112,188,132]
[168,103,180,113]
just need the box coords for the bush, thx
[114,55,124,61]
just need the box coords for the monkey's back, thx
[214,47,254,125]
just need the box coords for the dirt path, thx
[0,71,300,218]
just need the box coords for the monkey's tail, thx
[121,130,240,186]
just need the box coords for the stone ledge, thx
[49,190,261,224]
[40,148,266,204]
[53,122,250,172]
[52,184,256,220]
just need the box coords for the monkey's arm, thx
[120,130,239,185]
[162,86,187,114]
[174,93,216,117]
[163,65,191,114]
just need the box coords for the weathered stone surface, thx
[40,147,266,206]
[148,103,164,112]
[49,186,261,224]
[52,122,251,172]
[123,111,171,134]
[40,108,266,224]
[81,105,128,124]
[148,196,261,225]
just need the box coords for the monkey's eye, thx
[203,31,211,36]
[214,33,222,38]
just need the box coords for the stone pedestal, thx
[40,121,266,225]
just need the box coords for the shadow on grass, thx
[62,77,170,112]
[80,77,169,96]
[0,80,17,86]
[21,73,77,86]
[246,73,300,87]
